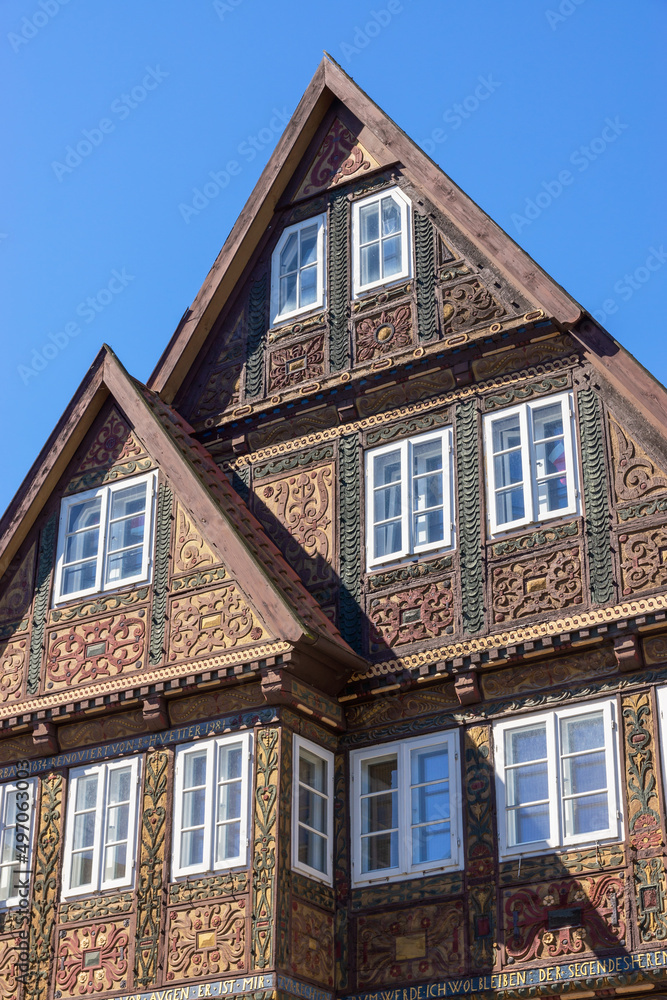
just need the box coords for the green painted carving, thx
[578,388,614,604]
[149,483,172,666]
[366,410,450,448]
[635,856,667,942]
[171,567,227,593]
[483,375,569,410]
[622,693,662,850]
[230,463,251,505]
[333,752,349,990]
[491,521,579,558]
[26,773,62,1000]
[456,399,483,634]
[292,871,335,911]
[254,444,335,480]
[338,434,362,652]
[276,726,292,969]
[0,619,29,641]
[619,496,667,522]
[246,274,268,398]
[414,213,437,342]
[50,588,149,622]
[252,728,279,970]
[464,726,495,878]
[59,891,133,923]
[168,871,248,904]
[350,871,463,910]
[367,554,453,591]
[328,190,350,372]
[28,513,57,695]
[134,748,168,987]
[65,458,155,494]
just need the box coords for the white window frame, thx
[54,470,157,604]
[61,757,141,898]
[172,732,252,880]
[350,729,461,886]
[292,735,334,885]
[0,778,37,909]
[656,687,667,800]
[494,699,621,859]
[352,186,412,297]
[270,213,327,326]
[484,391,579,535]
[365,427,454,570]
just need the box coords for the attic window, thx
[270,214,326,325]
[352,187,412,296]
[54,472,157,604]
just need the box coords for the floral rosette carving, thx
[368,579,454,650]
[55,921,130,996]
[166,902,246,982]
[169,585,269,660]
[354,305,413,363]
[45,613,146,690]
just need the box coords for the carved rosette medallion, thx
[502,874,625,963]
[267,333,325,394]
[368,578,454,651]
[356,901,464,989]
[491,546,584,623]
[354,304,413,363]
[55,921,131,997]
[44,611,147,691]
[166,902,247,982]
[289,901,334,987]
[168,585,270,661]
[619,523,667,596]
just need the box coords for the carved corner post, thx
[463,725,497,974]
[276,726,292,972]
[26,771,64,1000]
[134,747,171,989]
[333,750,350,992]
[251,728,280,971]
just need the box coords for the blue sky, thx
[1,0,665,514]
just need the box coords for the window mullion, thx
[521,405,534,524]
[93,766,105,890]
[206,743,215,871]
[400,744,409,876]
[548,718,560,847]
[402,440,410,558]
[97,487,109,593]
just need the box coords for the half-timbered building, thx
[2,56,667,1000]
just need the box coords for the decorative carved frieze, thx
[173,501,220,578]
[247,407,338,452]
[354,304,413,363]
[135,749,169,988]
[166,902,247,982]
[44,611,147,691]
[252,464,335,597]
[355,369,456,420]
[483,374,570,411]
[349,872,463,911]
[619,523,667,596]
[253,445,335,481]
[268,313,326,345]
[480,646,617,700]
[0,542,35,626]
[168,585,269,661]
[643,634,667,665]
[345,682,458,730]
[502,873,625,963]
[168,872,249,906]
[267,333,325,394]
[59,893,134,924]
[59,710,147,750]
[491,546,584,623]
[291,873,335,912]
[609,418,667,502]
[622,692,662,851]
[498,844,625,885]
[368,579,455,651]
[440,278,505,335]
[289,902,334,987]
[356,901,465,989]
[252,729,279,970]
[472,335,576,381]
[464,725,495,879]
[490,521,579,558]
[55,920,131,996]
[169,684,263,725]
[365,412,451,450]
[49,588,149,623]
[366,554,453,591]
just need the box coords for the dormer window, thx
[54,471,157,604]
[270,214,326,325]
[352,187,411,296]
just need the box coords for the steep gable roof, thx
[0,346,367,685]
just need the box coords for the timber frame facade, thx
[2,56,667,1000]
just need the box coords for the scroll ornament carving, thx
[252,729,279,970]
[622,693,662,850]
[166,903,246,981]
[169,684,263,725]
[619,525,667,596]
[355,305,413,363]
[369,579,454,651]
[350,872,463,911]
[289,902,334,987]
[483,375,570,411]
[267,334,325,393]
[59,711,147,750]
[45,613,146,691]
[472,334,576,381]
[480,646,616,700]
[499,845,624,886]
[0,543,35,626]
[356,901,464,989]
[464,726,495,879]
[609,418,667,501]
[441,278,505,334]
[503,874,625,963]
[74,408,145,475]
[168,872,248,906]
[345,683,458,730]
[296,118,377,199]
[135,749,169,988]
[169,586,269,660]
[55,921,130,997]
[635,857,667,942]
[0,636,26,701]
[491,547,583,623]
[253,465,334,592]
[194,364,242,418]
[174,502,220,576]
[0,937,18,999]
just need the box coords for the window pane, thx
[67,497,101,533]
[533,403,564,442]
[181,829,204,868]
[300,264,317,307]
[76,775,98,812]
[62,560,97,595]
[108,513,145,553]
[374,451,401,486]
[536,476,568,513]
[216,821,240,862]
[382,235,402,277]
[108,768,131,805]
[182,788,206,829]
[414,510,444,547]
[413,440,442,477]
[381,197,401,235]
[103,842,127,882]
[73,811,96,852]
[374,521,402,558]
[109,483,146,520]
[495,487,525,525]
[412,746,448,785]
[219,744,243,781]
[412,821,450,865]
[361,831,397,872]
[299,826,326,872]
[70,851,94,888]
[562,714,605,754]
[361,243,380,286]
[280,232,298,274]
[0,867,16,901]
[105,803,129,844]
[494,450,523,488]
[300,751,326,793]
[513,804,550,844]
[106,546,143,583]
[359,203,379,245]
[508,761,549,807]
[414,474,443,512]
[563,793,609,836]
[361,791,397,834]
[300,225,318,267]
[492,415,521,454]
[184,751,207,788]
[218,781,242,823]
[279,273,297,314]
[362,757,397,795]
[299,787,326,833]
[374,484,402,523]
[65,528,99,563]
[507,726,547,765]
[411,781,449,825]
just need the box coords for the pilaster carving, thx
[26,773,62,1000]
[469,883,496,971]
[252,729,279,970]
[28,514,57,695]
[338,435,362,652]
[135,749,169,988]
[456,400,483,633]
[578,387,614,604]
[328,189,350,371]
[333,752,349,991]
[635,857,667,942]
[622,692,662,850]
[415,213,436,341]
[464,725,495,879]
[245,275,268,398]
